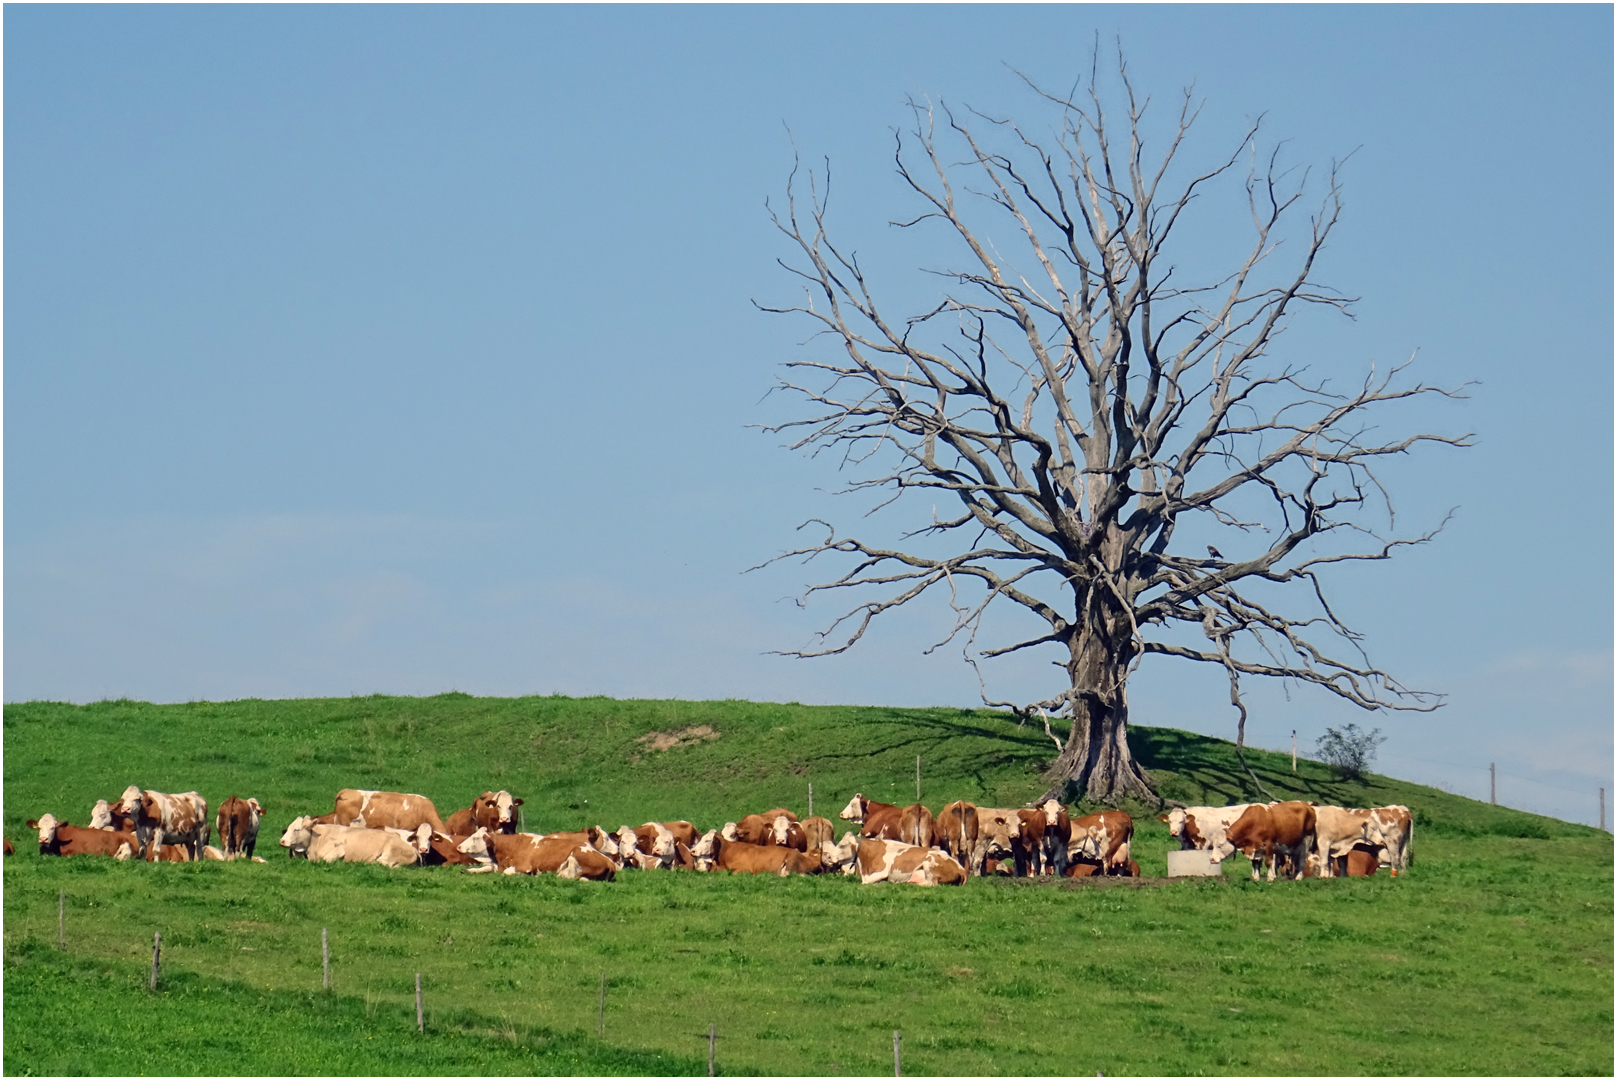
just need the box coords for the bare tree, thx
[757,59,1470,804]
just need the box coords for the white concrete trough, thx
[1166,849,1221,877]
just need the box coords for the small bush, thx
[1315,723,1385,780]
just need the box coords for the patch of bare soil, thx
[636,724,720,751]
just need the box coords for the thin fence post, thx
[59,890,65,951]
[322,927,330,990]
[1490,763,1496,805]
[708,1023,716,1076]
[1291,730,1297,773]
[150,931,161,990]
[1601,787,1605,832]
[416,972,424,1032]
[894,1029,902,1077]
[915,756,921,802]
[598,972,605,1037]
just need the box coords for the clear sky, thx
[6,5,1611,825]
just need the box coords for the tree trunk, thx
[1038,628,1158,806]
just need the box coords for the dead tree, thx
[757,60,1470,804]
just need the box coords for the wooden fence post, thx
[708,1023,716,1076]
[893,1029,902,1077]
[1291,730,1297,773]
[322,927,330,990]
[150,931,161,990]
[1601,787,1605,831]
[1490,763,1496,805]
[416,972,424,1032]
[915,757,921,802]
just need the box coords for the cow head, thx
[615,826,642,856]
[825,830,861,873]
[1160,808,1187,837]
[719,821,740,842]
[1040,799,1065,828]
[90,800,114,830]
[645,824,676,861]
[838,794,868,823]
[978,810,1021,857]
[28,814,61,849]
[455,827,496,869]
[278,816,317,858]
[118,785,143,816]
[691,829,720,867]
[770,816,794,846]
[247,798,263,818]
[584,827,618,857]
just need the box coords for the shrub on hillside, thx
[1315,723,1386,780]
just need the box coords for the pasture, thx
[4,694,1612,1075]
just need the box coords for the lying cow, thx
[29,815,138,859]
[89,799,137,833]
[615,824,678,869]
[216,797,263,860]
[304,824,422,868]
[692,831,821,876]
[117,787,209,860]
[445,791,523,837]
[850,837,966,886]
[1304,844,1382,878]
[455,829,617,880]
[330,789,445,832]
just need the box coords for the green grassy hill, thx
[4,694,1611,1075]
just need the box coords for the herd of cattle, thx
[17,786,1412,886]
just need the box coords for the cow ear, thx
[513,798,524,806]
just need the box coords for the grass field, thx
[4,694,1612,1075]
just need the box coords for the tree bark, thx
[1038,616,1158,805]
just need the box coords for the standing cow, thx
[216,797,263,860]
[118,787,209,860]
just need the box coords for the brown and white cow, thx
[1370,805,1413,876]
[692,831,821,876]
[416,829,482,867]
[1068,810,1135,876]
[456,829,617,880]
[973,809,1022,877]
[1219,802,1316,882]
[304,824,422,868]
[851,837,965,886]
[614,823,678,869]
[444,791,523,837]
[1012,809,1047,877]
[29,815,138,859]
[725,809,797,846]
[1312,805,1386,879]
[1037,800,1072,877]
[117,787,209,860]
[330,789,445,832]
[934,801,978,874]
[216,797,263,861]
[1304,843,1382,878]
[799,816,835,852]
[1160,804,1254,855]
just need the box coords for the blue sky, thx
[6,5,1611,825]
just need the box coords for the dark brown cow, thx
[444,791,523,837]
[417,829,481,867]
[692,831,821,876]
[216,797,263,860]
[1221,801,1316,882]
[28,815,139,859]
[3,840,13,856]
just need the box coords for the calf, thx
[1220,802,1315,882]
[853,837,965,886]
[118,787,209,860]
[28,815,138,859]
[216,797,263,861]
[444,791,523,837]
[331,789,445,832]
[1068,810,1134,875]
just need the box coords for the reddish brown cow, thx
[799,817,835,852]
[728,811,795,846]
[1013,809,1047,877]
[444,791,523,837]
[839,795,931,847]
[692,832,821,876]
[216,797,263,861]
[1221,801,1316,882]
[3,840,13,856]
[935,801,978,874]
[417,829,481,866]
[28,815,139,859]
[456,829,617,880]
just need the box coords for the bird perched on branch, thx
[1207,545,1224,559]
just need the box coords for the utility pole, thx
[1490,763,1496,805]
[1600,787,1605,832]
